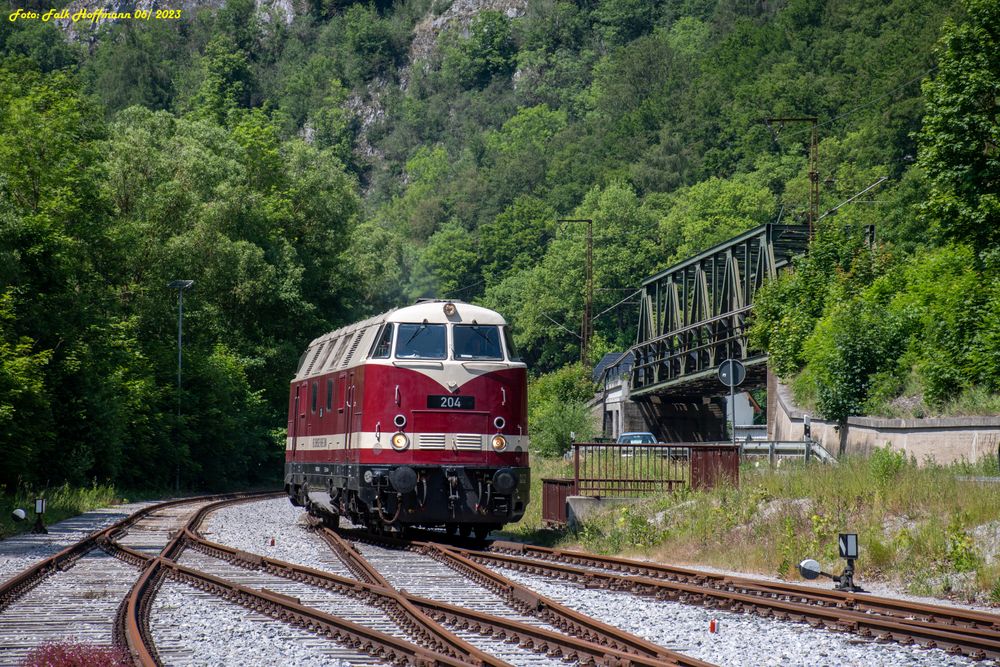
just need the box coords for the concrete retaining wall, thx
[768,371,1000,465]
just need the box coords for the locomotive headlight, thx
[491,435,507,452]
[391,432,409,451]
[443,302,457,316]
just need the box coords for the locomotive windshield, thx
[395,322,447,359]
[453,324,503,360]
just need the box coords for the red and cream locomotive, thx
[284,299,529,538]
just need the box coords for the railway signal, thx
[32,497,48,534]
[798,532,863,592]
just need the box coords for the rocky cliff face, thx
[408,0,527,71]
[55,0,295,42]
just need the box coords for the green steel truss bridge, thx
[630,223,810,398]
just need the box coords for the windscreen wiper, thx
[404,320,428,346]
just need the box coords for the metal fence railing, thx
[571,442,739,497]
[739,438,838,465]
[540,439,835,526]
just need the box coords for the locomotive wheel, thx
[444,523,458,536]
[473,524,493,541]
[458,524,472,538]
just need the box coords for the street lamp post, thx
[168,279,194,491]
[557,219,593,364]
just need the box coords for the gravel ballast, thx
[150,579,374,666]
[0,501,158,584]
[199,498,355,579]
[489,565,983,667]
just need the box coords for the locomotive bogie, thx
[285,300,531,533]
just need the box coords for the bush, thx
[22,643,130,667]
[869,445,907,486]
[804,297,905,422]
[528,363,596,457]
[530,399,594,457]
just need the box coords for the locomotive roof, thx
[294,301,509,379]
[386,300,507,326]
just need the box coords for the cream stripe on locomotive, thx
[286,431,527,453]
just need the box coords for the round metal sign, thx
[718,359,746,388]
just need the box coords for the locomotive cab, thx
[284,300,530,537]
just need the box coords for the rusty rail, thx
[488,541,1000,632]
[321,527,712,667]
[471,541,1000,661]
[0,491,276,616]
[115,492,486,667]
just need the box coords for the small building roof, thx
[592,351,634,383]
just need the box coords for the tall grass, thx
[513,449,1000,602]
[0,482,122,539]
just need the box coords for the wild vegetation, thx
[0,0,998,500]
[507,453,1000,601]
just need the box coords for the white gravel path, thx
[0,501,158,584]
[150,579,374,666]
[489,566,988,667]
[198,498,355,579]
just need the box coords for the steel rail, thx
[0,491,277,615]
[488,541,1000,632]
[465,542,1000,660]
[151,555,467,666]
[423,543,715,666]
[115,492,480,667]
[188,524,502,667]
[116,491,286,665]
[318,526,710,667]
[189,526,687,667]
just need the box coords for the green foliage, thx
[189,35,253,125]
[657,172,778,263]
[0,292,51,487]
[945,514,980,573]
[804,295,905,422]
[441,11,516,89]
[528,363,595,456]
[917,0,1000,253]
[479,196,556,285]
[869,445,907,487]
[340,4,401,84]
[407,221,479,299]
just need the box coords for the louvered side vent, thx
[305,342,325,375]
[327,337,346,369]
[341,330,365,368]
[454,434,483,451]
[418,433,446,450]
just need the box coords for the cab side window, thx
[370,323,394,359]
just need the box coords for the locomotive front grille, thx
[454,434,483,450]
[418,433,447,449]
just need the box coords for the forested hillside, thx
[1,0,997,492]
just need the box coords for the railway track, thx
[314,523,710,667]
[3,493,994,665]
[442,539,1000,662]
[0,494,258,666]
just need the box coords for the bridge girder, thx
[630,223,809,398]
